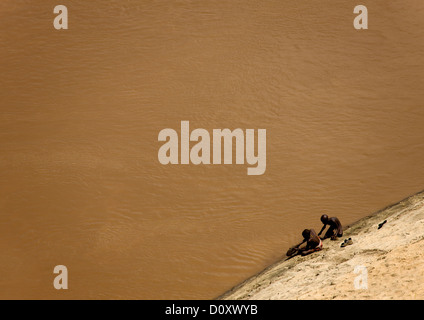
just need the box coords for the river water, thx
[1,0,423,299]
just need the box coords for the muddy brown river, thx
[0,0,423,299]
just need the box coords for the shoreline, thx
[218,189,424,300]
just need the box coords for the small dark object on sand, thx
[378,220,387,229]
[286,247,299,257]
[340,237,353,247]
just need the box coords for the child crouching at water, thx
[287,229,323,257]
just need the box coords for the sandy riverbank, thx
[220,190,424,300]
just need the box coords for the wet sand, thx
[220,190,424,300]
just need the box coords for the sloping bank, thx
[219,190,424,300]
